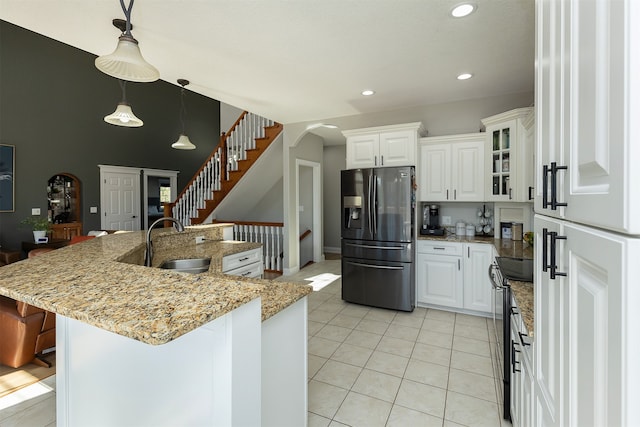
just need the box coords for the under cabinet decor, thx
[0,144,15,212]
[343,122,425,169]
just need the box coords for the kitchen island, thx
[0,224,312,426]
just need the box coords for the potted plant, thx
[20,216,51,243]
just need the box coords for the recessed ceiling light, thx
[361,89,375,96]
[451,3,476,18]
[457,73,473,80]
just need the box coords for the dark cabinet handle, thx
[528,186,534,201]
[446,189,449,200]
[509,188,512,200]
[381,155,384,166]
[542,165,550,208]
[519,332,531,346]
[454,189,457,200]
[512,340,521,373]
[510,307,519,315]
[543,227,567,279]
[550,162,568,210]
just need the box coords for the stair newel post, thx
[220,131,228,183]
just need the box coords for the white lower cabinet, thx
[223,247,264,278]
[510,295,534,427]
[416,240,492,314]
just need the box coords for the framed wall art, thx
[0,144,15,212]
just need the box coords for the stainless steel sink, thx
[159,258,211,274]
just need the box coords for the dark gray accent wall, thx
[0,21,221,250]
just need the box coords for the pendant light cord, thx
[120,0,134,36]
[180,86,187,134]
[119,80,128,103]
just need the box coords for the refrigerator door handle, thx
[372,177,378,235]
[346,261,404,270]
[367,174,373,236]
[345,243,405,250]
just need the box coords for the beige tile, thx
[452,335,492,357]
[443,420,467,427]
[363,308,397,323]
[412,342,452,367]
[328,313,361,329]
[404,358,450,389]
[317,301,347,316]
[308,380,348,419]
[376,336,415,358]
[355,318,390,335]
[445,390,500,427]
[384,323,420,341]
[328,421,350,427]
[333,392,393,427]
[339,304,370,319]
[395,379,447,418]
[331,343,374,367]
[448,368,498,402]
[308,291,333,304]
[308,412,331,427]
[316,324,352,343]
[454,322,490,341]
[309,309,338,323]
[308,354,328,378]
[386,405,443,427]
[365,351,409,377]
[308,336,341,358]
[308,320,325,336]
[314,360,363,390]
[426,308,456,323]
[392,311,426,329]
[422,318,455,334]
[456,313,488,328]
[351,368,401,403]
[450,350,494,378]
[0,394,56,427]
[344,330,382,349]
[417,329,454,349]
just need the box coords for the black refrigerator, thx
[341,166,415,312]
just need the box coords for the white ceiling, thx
[0,0,534,126]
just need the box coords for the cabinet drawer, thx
[222,248,262,272]
[417,240,463,256]
[225,261,264,279]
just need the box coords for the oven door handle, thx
[346,261,404,270]
[345,243,405,250]
[488,264,503,289]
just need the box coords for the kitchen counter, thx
[418,233,534,336]
[0,224,311,345]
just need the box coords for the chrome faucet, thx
[145,217,185,267]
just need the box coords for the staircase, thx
[166,112,283,226]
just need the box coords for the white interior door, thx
[99,165,141,231]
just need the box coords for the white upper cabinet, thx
[482,107,534,202]
[343,122,425,169]
[535,0,640,235]
[418,133,485,202]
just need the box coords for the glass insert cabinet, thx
[491,127,511,197]
[47,173,82,240]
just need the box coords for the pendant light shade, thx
[104,80,143,127]
[172,79,196,150]
[96,35,159,83]
[172,134,197,150]
[95,1,159,83]
[104,102,143,127]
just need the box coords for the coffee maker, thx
[420,203,445,235]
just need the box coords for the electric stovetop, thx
[495,257,534,282]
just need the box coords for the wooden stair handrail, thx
[299,229,312,241]
[212,220,284,227]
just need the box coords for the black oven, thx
[489,262,512,421]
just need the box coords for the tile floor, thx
[0,258,508,427]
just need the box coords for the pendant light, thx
[171,79,196,150]
[104,80,143,127]
[95,0,159,83]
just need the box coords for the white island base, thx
[55,297,308,427]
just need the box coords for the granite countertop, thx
[0,224,311,346]
[419,233,534,337]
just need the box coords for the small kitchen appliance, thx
[420,203,444,236]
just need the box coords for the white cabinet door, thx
[418,133,485,202]
[533,215,565,427]
[462,243,492,313]
[416,252,463,308]
[452,142,485,202]
[534,214,640,427]
[346,134,379,169]
[378,130,415,167]
[535,0,640,234]
[418,143,450,201]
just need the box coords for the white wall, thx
[220,103,245,134]
[322,145,346,252]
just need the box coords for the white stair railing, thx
[170,112,275,226]
[226,222,284,273]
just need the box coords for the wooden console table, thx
[22,239,69,253]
